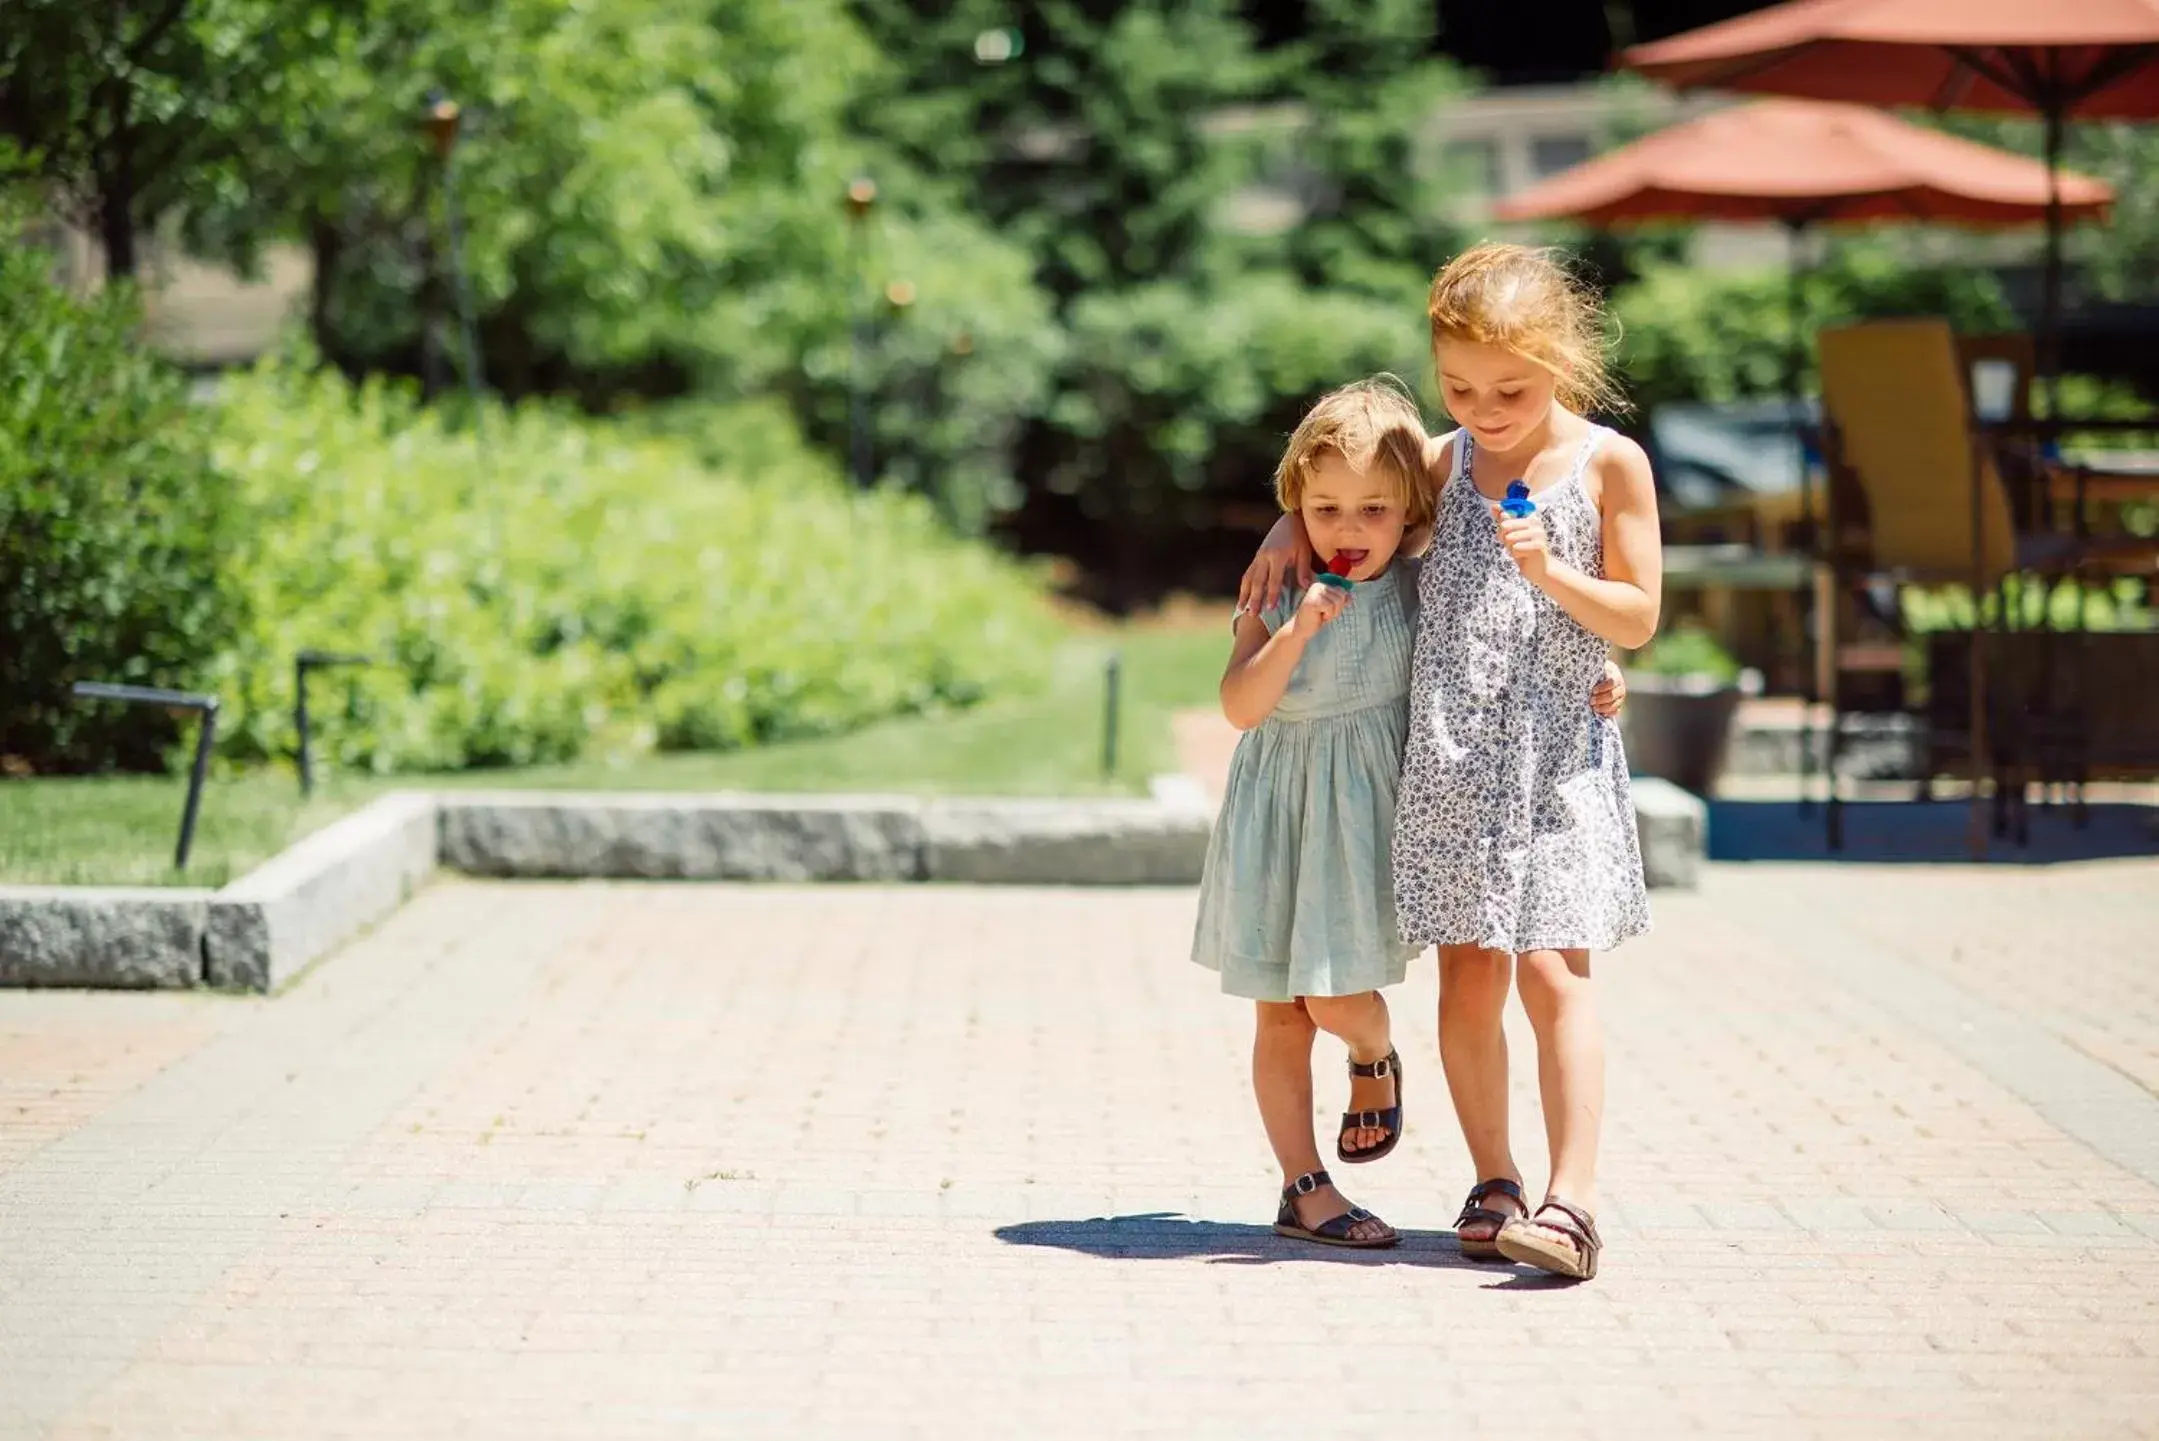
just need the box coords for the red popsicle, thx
[1317,551,1357,590]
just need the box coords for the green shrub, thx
[202,353,1058,775]
[0,210,242,773]
[1900,576,2155,635]
[1627,624,1742,686]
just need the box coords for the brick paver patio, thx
[5,863,2159,1439]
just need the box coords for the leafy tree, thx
[0,205,242,772]
[1932,112,2159,308]
[849,2,1499,599]
[151,0,1059,525]
[852,0,1266,299]
[1613,237,2016,412]
[1252,0,1473,297]
[0,0,333,278]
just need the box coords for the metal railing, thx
[70,683,219,871]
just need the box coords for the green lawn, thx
[0,623,1229,888]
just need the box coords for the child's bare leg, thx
[1438,945,1526,1237]
[1302,990,1396,1155]
[1252,1000,1388,1241]
[1515,948,1603,1211]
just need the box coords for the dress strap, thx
[1567,424,1610,482]
[1450,428,1473,484]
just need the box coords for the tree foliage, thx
[0,203,242,772]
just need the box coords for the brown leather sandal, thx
[1453,1177,1527,1261]
[1496,1195,1602,1280]
[1336,1049,1402,1164]
[1272,1170,1399,1250]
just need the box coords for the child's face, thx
[1299,451,1408,583]
[1436,339,1558,454]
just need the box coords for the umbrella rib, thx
[1946,42,2159,112]
[2065,44,2159,107]
[1947,45,2036,106]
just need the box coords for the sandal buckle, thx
[1291,1172,1321,1196]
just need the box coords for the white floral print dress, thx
[1391,427,1651,954]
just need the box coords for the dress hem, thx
[1190,953,1413,1003]
[1398,920,1651,955]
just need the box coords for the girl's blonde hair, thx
[1272,374,1434,528]
[1427,242,1629,417]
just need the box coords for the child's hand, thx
[1493,503,1552,585]
[1238,517,1317,615]
[1590,661,1626,719]
[1291,579,1349,635]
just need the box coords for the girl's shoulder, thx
[1421,428,1462,488]
[1584,428,1653,509]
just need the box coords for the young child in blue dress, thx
[1192,376,1624,1250]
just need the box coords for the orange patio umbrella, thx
[1492,97,2114,228]
[1620,0,2159,118]
[1621,0,2159,394]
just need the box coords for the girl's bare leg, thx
[1437,944,1526,1239]
[1302,990,1396,1154]
[1515,948,1603,1211]
[1252,1000,1389,1241]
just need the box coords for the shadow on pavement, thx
[1707,799,2159,865]
[994,1213,1492,1270]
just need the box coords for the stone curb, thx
[435,789,1215,887]
[206,790,439,992]
[1,775,1705,990]
[1632,775,1708,891]
[0,887,215,989]
[437,791,928,882]
[3,784,1218,991]
[923,795,1212,885]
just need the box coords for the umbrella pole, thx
[2041,102,2065,432]
[1788,219,1819,815]
[1968,435,1993,862]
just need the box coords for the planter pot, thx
[1620,673,1744,798]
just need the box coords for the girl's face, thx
[1298,451,1408,582]
[1436,338,1559,456]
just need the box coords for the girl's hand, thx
[1493,504,1552,586]
[1237,515,1317,616]
[1591,661,1626,719]
[1291,579,1349,635]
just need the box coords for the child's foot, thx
[1454,1177,1528,1260]
[1275,1170,1397,1247]
[1496,1196,1602,1280]
[1337,1049,1402,1161]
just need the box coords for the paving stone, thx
[0,864,2156,1441]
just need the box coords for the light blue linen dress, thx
[1189,559,1421,1001]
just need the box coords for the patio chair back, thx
[1817,319,2017,584]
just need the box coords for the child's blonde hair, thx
[1272,375,1434,528]
[1427,242,1629,417]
